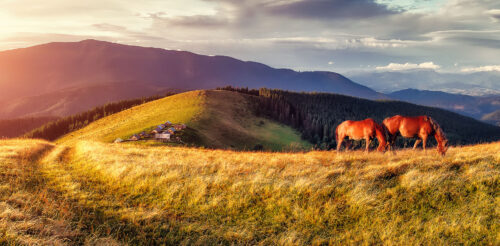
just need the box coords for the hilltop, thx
[1,138,498,244]
[58,90,310,151]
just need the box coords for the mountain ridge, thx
[0,39,383,119]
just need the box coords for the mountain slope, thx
[58,90,310,150]
[0,83,174,119]
[0,39,383,119]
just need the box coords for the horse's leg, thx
[390,134,397,151]
[365,138,371,152]
[337,137,344,151]
[422,135,428,151]
[345,140,352,151]
[413,139,422,149]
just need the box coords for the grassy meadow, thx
[1,138,498,245]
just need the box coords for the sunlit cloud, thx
[376,62,441,71]
[461,65,500,72]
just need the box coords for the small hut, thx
[114,138,124,143]
[151,127,162,134]
[167,127,176,134]
[173,124,186,130]
[165,121,172,126]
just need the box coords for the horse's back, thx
[399,115,433,137]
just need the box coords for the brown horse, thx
[336,118,387,152]
[383,115,448,155]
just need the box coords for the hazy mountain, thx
[482,110,500,126]
[388,89,500,119]
[0,39,383,119]
[0,82,175,119]
[346,70,500,96]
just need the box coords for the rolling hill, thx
[57,90,310,151]
[27,88,500,150]
[0,39,383,119]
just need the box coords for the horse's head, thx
[438,139,449,156]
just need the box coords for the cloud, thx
[149,13,229,27]
[376,62,441,71]
[461,65,500,72]
[486,9,500,21]
[92,23,128,32]
[265,0,398,20]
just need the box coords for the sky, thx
[1,0,500,74]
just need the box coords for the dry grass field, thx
[1,139,498,245]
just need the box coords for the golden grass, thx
[1,138,495,244]
[0,139,78,245]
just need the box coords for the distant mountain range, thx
[0,39,382,119]
[388,89,500,119]
[346,70,500,96]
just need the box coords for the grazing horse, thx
[336,118,387,152]
[383,115,449,155]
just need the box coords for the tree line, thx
[0,116,59,138]
[24,93,176,141]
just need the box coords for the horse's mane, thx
[428,117,447,141]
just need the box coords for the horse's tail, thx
[375,123,388,150]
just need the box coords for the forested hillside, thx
[253,89,500,148]
[217,87,500,149]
